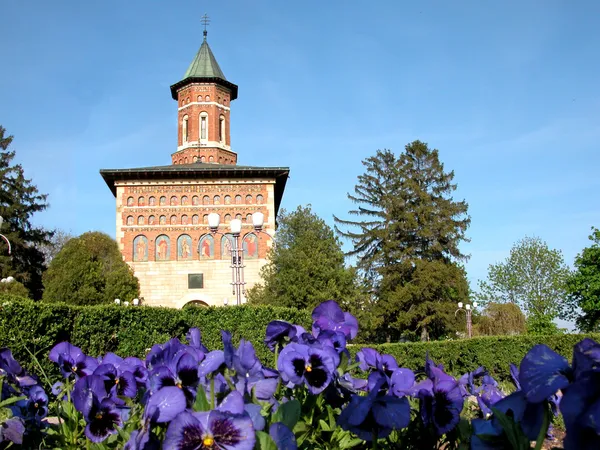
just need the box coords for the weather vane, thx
[201,13,210,37]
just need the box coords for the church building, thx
[100,25,289,308]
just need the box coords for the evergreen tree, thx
[42,231,140,305]
[566,227,600,331]
[334,141,471,340]
[0,126,52,299]
[247,205,358,311]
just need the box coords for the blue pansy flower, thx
[311,300,358,340]
[338,377,410,441]
[72,375,123,443]
[519,344,571,403]
[49,342,98,379]
[278,343,338,395]
[418,366,464,435]
[163,391,255,450]
[125,386,187,450]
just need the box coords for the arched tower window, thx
[219,115,225,143]
[182,115,189,143]
[200,112,208,141]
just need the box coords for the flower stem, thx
[372,429,378,450]
[210,377,215,410]
[533,404,550,450]
[274,343,280,369]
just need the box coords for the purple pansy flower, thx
[164,391,255,450]
[316,330,347,354]
[93,363,138,399]
[0,348,37,387]
[269,422,297,450]
[278,343,338,394]
[418,366,464,435]
[72,375,122,443]
[199,350,226,377]
[390,368,415,398]
[560,339,600,449]
[120,357,149,390]
[26,385,48,420]
[149,351,200,404]
[0,417,25,445]
[125,386,187,450]
[311,300,358,340]
[49,342,98,379]
[264,321,299,352]
[471,390,545,447]
[186,327,209,354]
[356,348,398,378]
[338,377,410,441]
[519,344,571,403]
[146,338,186,370]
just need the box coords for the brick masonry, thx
[115,179,276,308]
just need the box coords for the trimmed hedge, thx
[0,295,311,382]
[350,333,600,381]
[1,295,597,385]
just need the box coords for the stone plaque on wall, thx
[188,274,204,289]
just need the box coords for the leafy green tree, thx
[42,231,140,305]
[0,278,30,298]
[334,141,471,340]
[0,126,52,299]
[247,205,358,311]
[476,302,526,336]
[566,227,600,331]
[476,236,570,325]
[37,229,73,265]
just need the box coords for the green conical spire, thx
[170,25,238,101]
[182,32,227,81]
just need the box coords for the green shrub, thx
[0,295,311,383]
[1,294,596,385]
[349,333,600,381]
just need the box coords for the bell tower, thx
[169,16,239,165]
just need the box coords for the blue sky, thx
[1,0,599,299]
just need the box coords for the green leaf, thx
[273,399,301,430]
[491,407,530,450]
[194,385,211,412]
[255,431,278,450]
[0,395,26,408]
[319,419,331,431]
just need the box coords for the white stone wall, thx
[129,257,268,308]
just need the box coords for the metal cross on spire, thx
[201,13,210,38]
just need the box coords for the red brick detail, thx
[173,83,236,165]
[119,184,271,263]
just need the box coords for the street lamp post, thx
[208,213,245,306]
[456,301,478,338]
[208,212,274,306]
[0,216,11,255]
[250,212,276,250]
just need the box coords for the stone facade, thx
[115,179,276,308]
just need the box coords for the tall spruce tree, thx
[247,205,358,311]
[0,126,52,299]
[334,140,471,340]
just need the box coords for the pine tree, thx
[247,205,358,311]
[334,140,471,340]
[0,126,52,299]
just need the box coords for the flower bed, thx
[0,300,596,448]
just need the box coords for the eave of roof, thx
[100,163,290,214]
